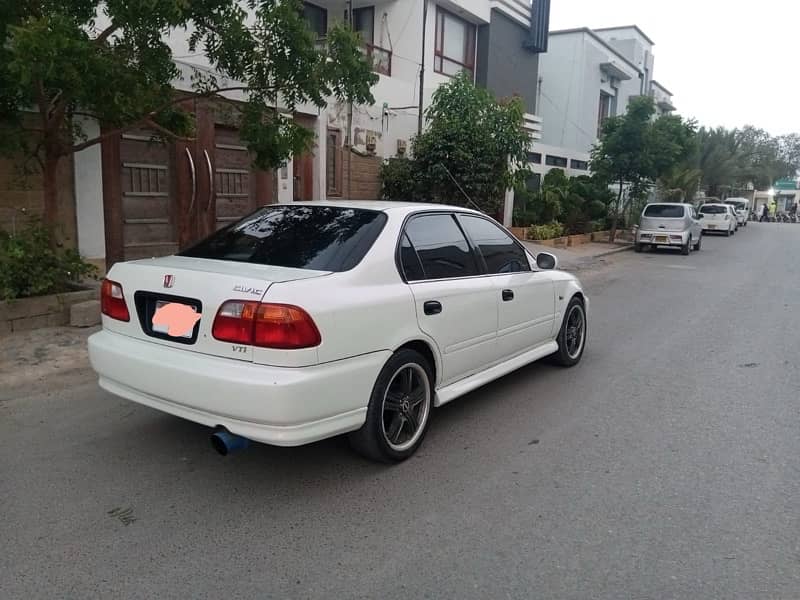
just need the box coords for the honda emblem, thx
[163,274,175,288]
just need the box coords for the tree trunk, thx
[609,179,624,243]
[42,152,61,245]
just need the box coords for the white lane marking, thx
[663,265,697,270]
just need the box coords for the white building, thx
[532,25,675,180]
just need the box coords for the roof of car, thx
[281,200,485,216]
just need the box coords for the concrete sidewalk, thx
[524,240,632,271]
[0,325,99,401]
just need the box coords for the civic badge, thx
[163,274,175,288]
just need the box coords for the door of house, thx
[293,113,317,202]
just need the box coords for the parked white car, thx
[699,203,737,236]
[724,198,750,227]
[635,203,703,255]
[88,202,589,462]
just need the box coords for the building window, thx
[570,159,589,171]
[326,129,342,197]
[525,173,542,192]
[434,7,476,78]
[353,6,374,44]
[527,152,542,164]
[545,155,568,168]
[303,2,327,38]
[598,92,613,137]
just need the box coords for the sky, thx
[548,0,799,136]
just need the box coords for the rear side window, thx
[399,233,425,281]
[403,214,479,280]
[644,204,685,218]
[179,206,387,272]
[458,215,531,274]
[700,205,727,214]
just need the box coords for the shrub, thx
[0,222,97,301]
[527,222,565,241]
[380,157,422,202]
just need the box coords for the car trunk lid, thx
[640,216,686,232]
[103,255,329,362]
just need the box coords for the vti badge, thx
[163,274,175,288]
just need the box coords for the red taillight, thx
[212,300,259,344]
[101,279,130,322]
[212,301,321,349]
[254,304,322,349]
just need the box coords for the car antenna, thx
[437,163,486,214]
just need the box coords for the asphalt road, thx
[2,223,799,599]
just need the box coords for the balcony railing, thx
[314,36,392,77]
[364,43,392,77]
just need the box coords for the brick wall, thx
[342,150,382,200]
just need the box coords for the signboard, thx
[773,179,798,190]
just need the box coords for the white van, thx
[724,198,750,227]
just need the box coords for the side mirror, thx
[698,214,704,219]
[536,252,558,270]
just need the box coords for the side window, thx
[458,215,531,274]
[403,214,479,280]
[399,233,425,281]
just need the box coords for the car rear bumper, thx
[702,222,730,232]
[88,330,389,446]
[637,230,688,245]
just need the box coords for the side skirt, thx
[434,341,559,407]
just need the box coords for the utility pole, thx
[417,0,428,136]
[345,0,354,197]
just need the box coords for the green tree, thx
[591,96,696,241]
[0,0,377,236]
[658,166,703,202]
[410,73,531,215]
[686,126,800,197]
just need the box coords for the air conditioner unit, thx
[365,131,377,152]
[397,139,407,155]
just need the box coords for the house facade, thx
[533,25,675,180]
[63,0,551,269]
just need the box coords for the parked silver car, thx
[635,203,703,255]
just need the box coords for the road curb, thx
[591,244,634,259]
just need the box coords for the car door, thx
[400,213,499,386]
[690,206,703,239]
[457,214,556,361]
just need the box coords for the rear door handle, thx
[502,289,514,302]
[423,301,442,315]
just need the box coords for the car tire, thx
[348,348,434,463]
[693,236,702,251]
[550,296,587,367]
[681,237,691,255]
[634,243,643,253]
[725,228,731,237]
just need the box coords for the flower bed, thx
[0,285,98,335]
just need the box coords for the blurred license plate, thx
[153,300,196,338]
[708,224,716,229]
[655,235,668,243]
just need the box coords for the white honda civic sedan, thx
[89,202,588,462]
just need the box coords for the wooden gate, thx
[102,100,277,266]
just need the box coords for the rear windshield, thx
[179,205,387,272]
[643,204,685,218]
[700,205,728,214]
[725,201,746,210]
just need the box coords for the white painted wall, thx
[537,30,639,154]
[73,117,106,260]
